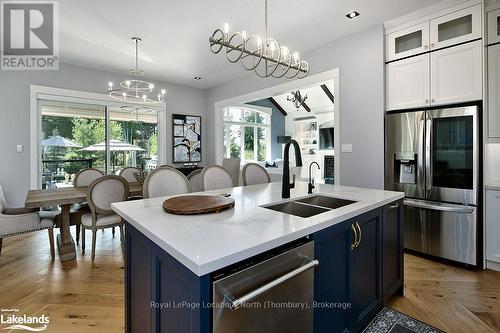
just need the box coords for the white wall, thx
[0,62,207,206]
[206,25,385,190]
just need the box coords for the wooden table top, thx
[162,195,235,215]
[26,183,142,208]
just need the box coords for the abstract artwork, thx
[173,114,201,163]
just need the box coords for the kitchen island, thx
[112,181,404,333]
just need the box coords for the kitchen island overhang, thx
[112,181,404,332]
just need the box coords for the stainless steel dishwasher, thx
[212,241,318,333]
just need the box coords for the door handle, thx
[225,258,319,310]
[404,199,475,214]
[425,116,433,191]
[351,224,358,250]
[355,222,362,247]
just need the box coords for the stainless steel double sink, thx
[261,195,357,218]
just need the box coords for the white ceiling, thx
[59,0,441,89]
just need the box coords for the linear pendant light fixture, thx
[107,37,166,104]
[209,0,310,79]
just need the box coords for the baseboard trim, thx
[486,260,500,272]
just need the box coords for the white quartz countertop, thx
[112,182,404,276]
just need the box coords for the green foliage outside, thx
[42,116,157,176]
[226,110,267,161]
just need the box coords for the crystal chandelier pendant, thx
[208,0,310,79]
[107,37,166,104]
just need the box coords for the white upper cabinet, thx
[386,23,430,62]
[488,44,500,139]
[429,5,482,50]
[430,40,482,106]
[386,54,430,110]
[488,9,500,45]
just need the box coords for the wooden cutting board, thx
[162,195,235,215]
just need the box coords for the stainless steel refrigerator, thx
[385,104,481,266]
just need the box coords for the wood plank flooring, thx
[390,254,500,333]
[1,230,500,332]
[0,229,125,332]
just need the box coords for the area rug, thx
[363,307,445,333]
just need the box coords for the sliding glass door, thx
[40,100,159,189]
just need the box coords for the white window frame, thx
[222,106,272,163]
[30,85,166,189]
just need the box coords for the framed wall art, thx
[172,114,202,163]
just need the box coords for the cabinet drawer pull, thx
[431,43,435,48]
[351,224,358,250]
[424,45,428,49]
[390,203,399,209]
[355,222,362,247]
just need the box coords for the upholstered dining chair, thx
[118,166,143,200]
[242,163,271,186]
[142,167,190,199]
[187,169,203,193]
[81,175,129,261]
[74,168,105,186]
[201,165,234,191]
[118,166,141,183]
[222,158,241,186]
[69,168,105,243]
[0,184,55,258]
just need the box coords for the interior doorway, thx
[214,69,340,184]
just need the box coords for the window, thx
[223,107,271,163]
[40,100,159,189]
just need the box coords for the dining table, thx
[25,183,142,262]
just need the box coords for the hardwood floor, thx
[390,253,500,333]
[0,229,124,333]
[1,230,500,333]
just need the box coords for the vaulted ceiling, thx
[59,0,441,89]
[271,82,335,115]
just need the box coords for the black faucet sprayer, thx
[308,162,320,194]
[282,140,303,199]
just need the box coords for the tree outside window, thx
[223,107,271,163]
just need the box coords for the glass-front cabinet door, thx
[430,4,482,50]
[386,22,430,62]
[488,9,500,45]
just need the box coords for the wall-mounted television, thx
[319,127,334,150]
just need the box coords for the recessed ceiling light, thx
[194,76,202,80]
[346,11,360,19]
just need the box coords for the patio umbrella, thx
[81,140,145,172]
[80,139,145,152]
[42,136,82,148]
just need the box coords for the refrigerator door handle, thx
[425,115,432,192]
[404,199,475,214]
[417,114,426,197]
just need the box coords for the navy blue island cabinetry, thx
[124,199,403,333]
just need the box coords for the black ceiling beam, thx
[268,97,287,116]
[301,101,311,112]
[320,84,335,104]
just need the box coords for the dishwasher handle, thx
[225,258,319,310]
